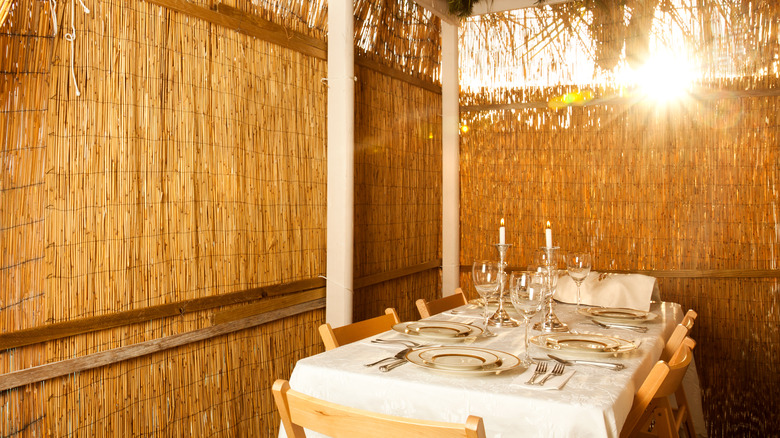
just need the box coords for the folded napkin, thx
[554,272,657,312]
[512,366,575,390]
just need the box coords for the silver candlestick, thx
[533,246,569,332]
[488,243,519,327]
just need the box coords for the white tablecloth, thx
[285,302,683,438]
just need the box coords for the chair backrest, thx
[416,288,468,319]
[661,323,690,362]
[681,309,697,330]
[656,337,696,399]
[273,379,486,438]
[318,308,400,351]
[620,337,696,438]
[661,309,697,361]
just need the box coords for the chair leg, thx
[651,399,679,438]
[674,388,696,438]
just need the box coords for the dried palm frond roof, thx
[460,0,780,91]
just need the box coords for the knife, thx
[364,347,412,367]
[592,320,648,333]
[548,354,625,371]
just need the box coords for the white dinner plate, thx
[407,347,522,375]
[418,347,501,371]
[530,333,638,358]
[392,321,483,340]
[578,307,659,324]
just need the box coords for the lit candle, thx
[499,218,506,244]
[545,221,553,248]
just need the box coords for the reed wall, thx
[353,65,443,322]
[1,0,329,435]
[459,81,780,436]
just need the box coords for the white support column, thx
[326,0,354,326]
[441,20,460,296]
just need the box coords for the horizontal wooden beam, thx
[212,288,325,325]
[143,0,327,59]
[458,266,780,278]
[355,259,441,289]
[0,298,325,392]
[0,277,326,351]
[461,88,780,113]
[355,56,441,94]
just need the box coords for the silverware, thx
[371,339,421,347]
[379,359,408,372]
[592,320,648,333]
[364,348,412,367]
[548,354,625,371]
[525,361,547,385]
[538,362,565,386]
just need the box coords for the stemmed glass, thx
[472,260,500,337]
[566,252,592,309]
[509,271,546,365]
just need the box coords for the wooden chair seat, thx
[318,308,400,351]
[273,379,486,438]
[416,288,468,319]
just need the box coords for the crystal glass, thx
[532,247,568,332]
[566,252,592,309]
[472,260,500,337]
[509,271,546,365]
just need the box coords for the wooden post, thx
[441,20,460,297]
[326,0,355,326]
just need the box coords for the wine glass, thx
[566,252,592,309]
[509,271,546,365]
[472,260,500,337]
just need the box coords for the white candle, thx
[545,221,553,248]
[499,218,505,244]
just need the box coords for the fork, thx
[538,362,565,386]
[371,339,421,347]
[525,361,547,385]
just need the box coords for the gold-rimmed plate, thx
[407,347,522,375]
[392,321,483,340]
[530,333,638,358]
[578,307,659,324]
[418,347,501,371]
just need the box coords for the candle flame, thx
[546,221,551,228]
[500,218,505,226]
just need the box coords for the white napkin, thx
[554,272,656,312]
[512,366,575,390]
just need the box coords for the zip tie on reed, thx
[63,0,90,97]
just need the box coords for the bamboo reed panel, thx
[2,0,330,435]
[353,64,443,323]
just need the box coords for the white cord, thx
[48,0,58,36]
[63,0,80,96]
[63,0,89,97]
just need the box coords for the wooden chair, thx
[273,379,486,438]
[662,310,697,361]
[620,337,697,438]
[318,308,400,351]
[416,288,468,319]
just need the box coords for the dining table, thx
[283,300,684,437]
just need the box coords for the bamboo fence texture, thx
[459,2,780,436]
[353,65,443,323]
[1,0,332,435]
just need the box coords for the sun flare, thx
[622,52,697,101]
